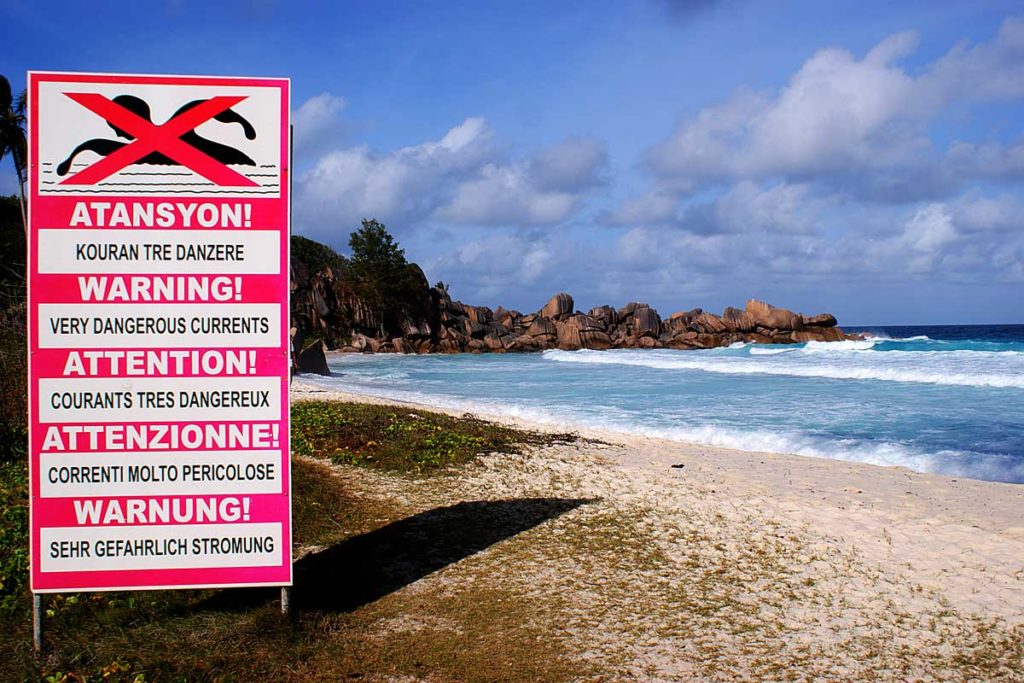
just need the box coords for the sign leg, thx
[32,594,43,653]
[280,586,291,617]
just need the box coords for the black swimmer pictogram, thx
[56,94,257,177]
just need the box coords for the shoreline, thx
[311,341,1024,485]
[298,356,1022,484]
[291,377,1024,626]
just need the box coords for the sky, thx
[2,0,1023,325]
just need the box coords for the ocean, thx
[301,325,1024,484]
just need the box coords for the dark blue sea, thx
[306,324,1024,484]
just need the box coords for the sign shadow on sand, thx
[202,496,595,613]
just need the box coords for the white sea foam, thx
[541,349,1024,389]
[300,371,1024,483]
[624,423,1023,482]
[800,339,879,352]
[748,346,794,356]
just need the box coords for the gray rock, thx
[540,292,575,320]
[296,339,331,375]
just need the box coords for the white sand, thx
[291,379,1024,680]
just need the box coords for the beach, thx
[291,378,1024,680]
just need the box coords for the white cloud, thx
[642,18,1024,194]
[745,43,924,175]
[921,16,1024,103]
[413,117,497,169]
[435,134,607,226]
[427,231,567,304]
[295,119,606,239]
[947,137,1024,180]
[864,29,921,65]
[447,233,556,282]
[592,15,1024,313]
[434,164,579,226]
[295,117,497,240]
[704,181,818,234]
[601,192,1021,290]
[600,188,682,226]
[422,186,1024,318]
[528,136,608,191]
[648,39,928,182]
[646,89,766,180]
[902,203,957,253]
[826,199,1023,280]
[951,194,1024,233]
[293,92,347,156]
[604,180,820,235]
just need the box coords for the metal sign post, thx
[32,594,42,652]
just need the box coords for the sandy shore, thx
[291,379,1024,680]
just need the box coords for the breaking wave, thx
[317,326,1024,484]
[541,348,1024,389]
[302,370,1024,484]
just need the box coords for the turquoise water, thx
[303,326,1024,484]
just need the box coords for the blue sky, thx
[3,0,1023,324]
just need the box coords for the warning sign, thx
[27,72,291,592]
[35,74,282,197]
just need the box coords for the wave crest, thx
[541,348,1024,389]
[301,370,1024,484]
[801,339,878,352]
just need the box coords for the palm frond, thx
[0,76,11,112]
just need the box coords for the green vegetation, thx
[0,429,28,615]
[290,233,347,274]
[347,219,408,317]
[0,75,27,226]
[292,399,576,472]
[290,219,433,345]
[0,193,25,291]
[345,218,428,336]
[0,194,27,617]
[0,195,26,428]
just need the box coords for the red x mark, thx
[60,93,259,187]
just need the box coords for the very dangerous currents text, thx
[50,315,270,335]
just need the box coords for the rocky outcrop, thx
[540,292,574,320]
[722,306,756,333]
[290,236,854,355]
[290,235,437,349]
[803,313,837,328]
[296,339,330,376]
[325,287,853,354]
[746,299,802,332]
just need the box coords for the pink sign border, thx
[27,71,292,593]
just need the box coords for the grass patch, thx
[292,399,577,472]
[0,427,28,616]
[0,465,29,620]
[291,583,587,683]
[0,457,585,681]
[290,455,397,549]
[0,404,588,681]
